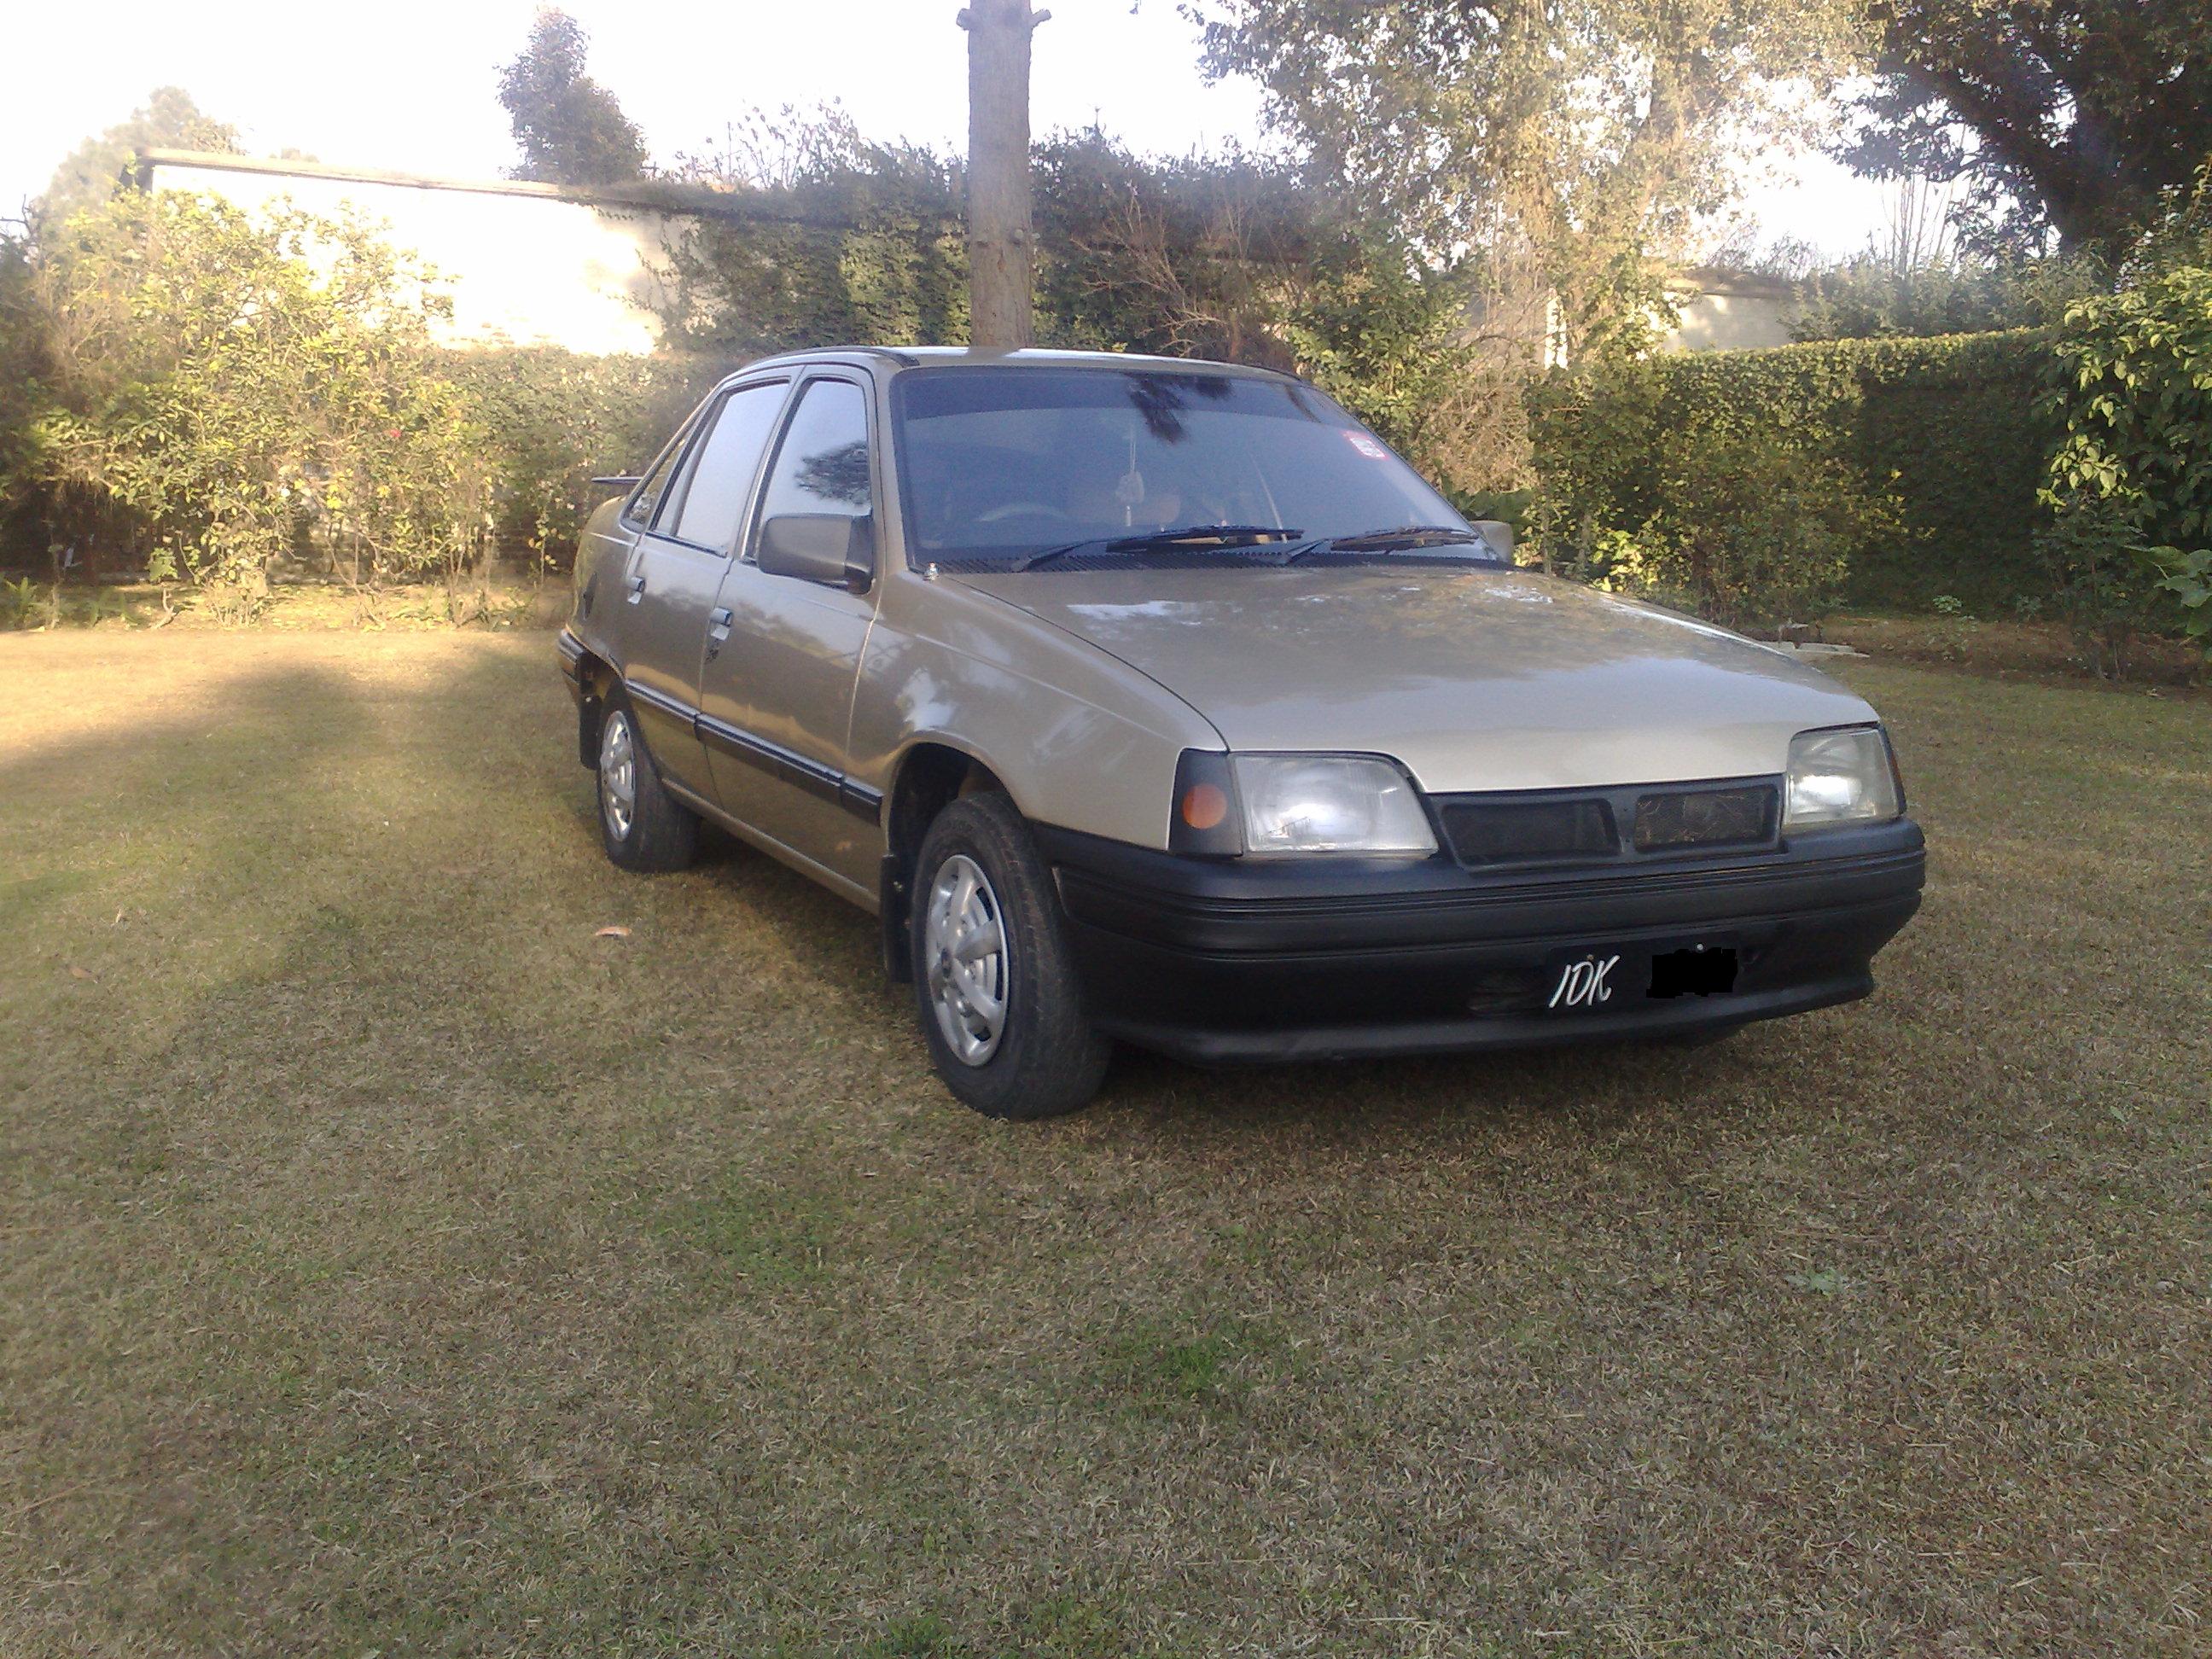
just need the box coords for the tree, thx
[1839,1,2212,255]
[497,9,649,188]
[958,0,1050,347]
[1191,0,1867,360]
[14,193,487,594]
[32,87,239,225]
[653,106,969,355]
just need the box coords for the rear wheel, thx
[596,700,699,873]
[910,793,1111,1118]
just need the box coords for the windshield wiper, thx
[1327,524,1489,550]
[1010,524,1304,572]
[1268,525,1499,565]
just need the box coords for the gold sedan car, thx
[559,349,1924,1116]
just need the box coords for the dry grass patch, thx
[2,630,2207,1657]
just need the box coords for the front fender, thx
[849,573,1222,852]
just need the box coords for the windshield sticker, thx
[1342,431,1390,460]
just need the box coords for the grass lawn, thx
[3,631,2207,1657]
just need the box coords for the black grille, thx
[1434,777,1783,869]
[1632,784,1777,851]
[1441,797,1618,865]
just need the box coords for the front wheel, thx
[910,793,1112,1118]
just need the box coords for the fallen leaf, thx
[594,925,632,940]
[67,965,97,982]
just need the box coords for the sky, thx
[0,0,1896,259]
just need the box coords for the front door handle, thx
[625,573,646,604]
[706,606,734,660]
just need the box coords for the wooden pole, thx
[958,0,1049,349]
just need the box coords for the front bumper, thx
[1039,819,1925,1064]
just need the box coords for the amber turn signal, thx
[1180,783,1229,830]
[1168,749,1243,857]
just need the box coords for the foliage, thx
[1786,249,2107,341]
[654,108,967,356]
[445,346,726,566]
[1838,0,2212,256]
[2150,548,2212,654]
[8,191,491,592]
[497,9,649,188]
[2040,259,2212,664]
[1540,391,1895,627]
[1531,330,2055,617]
[1032,135,1313,368]
[653,115,1527,498]
[2026,494,2168,678]
[32,86,239,227]
[1189,0,1866,363]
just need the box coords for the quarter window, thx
[756,380,873,537]
[623,418,693,528]
[668,381,788,550]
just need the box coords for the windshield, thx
[889,366,1476,568]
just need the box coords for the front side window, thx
[889,367,1476,567]
[755,379,874,538]
[667,381,789,551]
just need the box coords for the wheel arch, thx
[573,648,621,768]
[877,737,1012,982]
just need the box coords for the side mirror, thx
[1469,519,1516,562]
[758,513,875,591]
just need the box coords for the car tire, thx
[910,792,1112,1119]
[595,697,700,873]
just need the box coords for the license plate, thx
[1546,950,1628,1010]
[1648,944,1738,998]
[1544,943,1740,1010]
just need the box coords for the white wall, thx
[1660,290,1797,353]
[146,157,693,354]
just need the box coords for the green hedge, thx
[1530,330,2057,614]
[443,346,733,568]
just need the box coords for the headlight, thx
[1170,751,1437,856]
[1784,725,1901,832]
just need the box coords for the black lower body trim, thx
[622,679,882,827]
[1039,823,1925,1065]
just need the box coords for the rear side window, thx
[667,381,788,550]
[755,380,873,536]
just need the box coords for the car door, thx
[615,378,792,798]
[696,372,882,897]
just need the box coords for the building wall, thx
[1659,290,1797,353]
[143,154,697,354]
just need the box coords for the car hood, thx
[951,562,1878,793]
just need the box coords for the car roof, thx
[725,345,1299,384]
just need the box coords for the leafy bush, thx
[654,119,1524,502]
[2041,261,2212,667]
[1785,251,2108,343]
[444,347,725,568]
[9,191,492,591]
[1552,417,1895,628]
[1531,330,2055,618]
[0,198,733,589]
